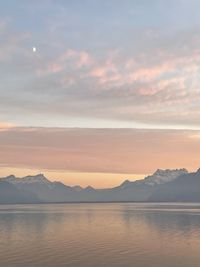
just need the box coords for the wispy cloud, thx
[1,1,200,129]
[37,49,93,76]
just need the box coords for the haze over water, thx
[1,203,200,267]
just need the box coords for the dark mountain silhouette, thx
[0,168,199,203]
[149,169,200,202]
[0,180,39,204]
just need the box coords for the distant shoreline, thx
[1,201,200,205]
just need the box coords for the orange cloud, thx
[0,127,200,174]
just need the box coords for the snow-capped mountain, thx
[149,168,200,201]
[143,168,188,185]
[3,174,51,185]
[1,174,77,202]
[118,169,188,188]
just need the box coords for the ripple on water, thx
[0,203,200,267]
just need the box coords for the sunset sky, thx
[1,0,200,187]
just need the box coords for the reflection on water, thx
[0,203,200,267]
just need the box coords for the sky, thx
[0,0,200,187]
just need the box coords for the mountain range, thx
[1,168,200,203]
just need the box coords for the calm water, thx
[0,203,200,267]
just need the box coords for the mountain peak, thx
[196,168,200,174]
[2,173,51,185]
[119,179,132,188]
[22,174,51,184]
[145,168,188,185]
[84,186,96,192]
[153,168,186,175]
[5,174,16,179]
[33,173,47,180]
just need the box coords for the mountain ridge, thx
[0,168,200,203]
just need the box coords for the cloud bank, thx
[0,127,200,174]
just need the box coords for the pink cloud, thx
[139,77,186,96]
[76,51,93,68]
[88,56,174,88]
[37,49,93,77]
[129,63,172,83]
[59,49,93,68]
[89,60,118,84]
[35,46,200,123]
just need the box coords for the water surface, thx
[0,203,200,267]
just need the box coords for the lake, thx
[0,203,200,267]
